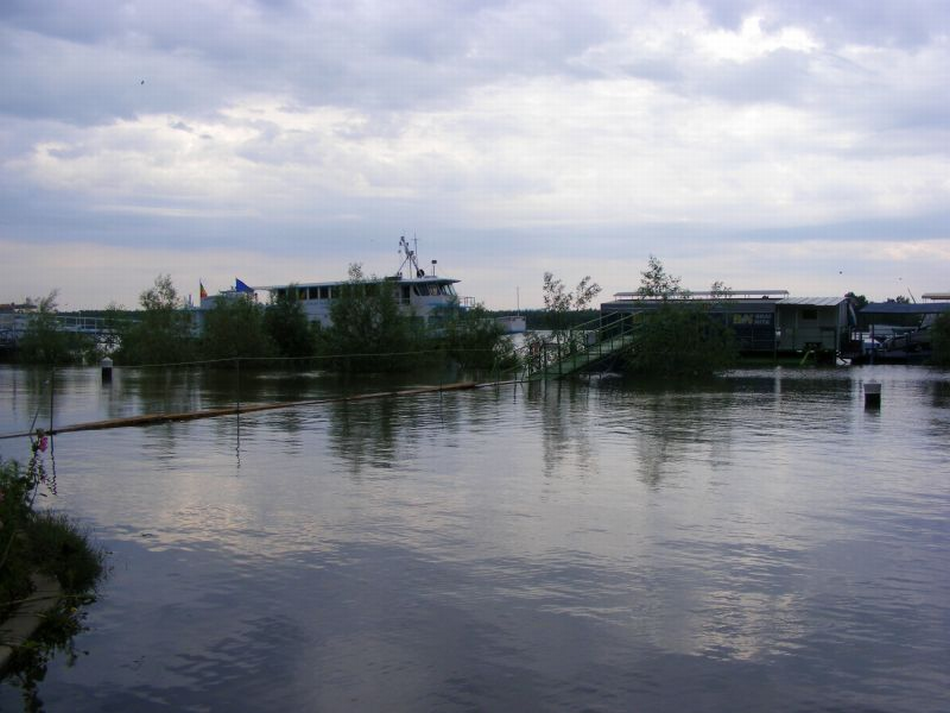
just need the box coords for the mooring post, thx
[101,357,113,384]
[864,382,881,409]
[48,367,54,435]
[235,358,241,449]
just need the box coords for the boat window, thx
[298,287,308,300]
[319,286,330,300]
[802,309,818,320]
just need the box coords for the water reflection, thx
[1,365,949,712]
[526,380,596,479]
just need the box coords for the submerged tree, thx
[17,290,94,365]
[930,313,950,367]
[264,285,317,359]
[200,295,275,361]
[542,271,602,338]
[117,275,196,365]
[434,302,516,371]
[625,258,736,377]
[323,264,425,371]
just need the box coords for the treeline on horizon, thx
[9,259,950,373]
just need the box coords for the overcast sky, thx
[1,0,948,310]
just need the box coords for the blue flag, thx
[235,278,253,294]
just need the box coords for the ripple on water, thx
[1,365,948,712]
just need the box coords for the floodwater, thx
[1,364,948,712]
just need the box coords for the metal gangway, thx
[515,313,639,381]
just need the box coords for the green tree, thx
[542,272,601,338]
[324,264,423,371]
[930,313,950,367]
[200,295,275,361]
[118,275,196,365]
[625,303,737,377]
[264,286,317,358]
[624,258,736,377]
[17,291,92,365]
[435,302,516,370]
[637,255,685,299]
[845,291,869,310]
[99,301,129,355]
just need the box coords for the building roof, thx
[861,302,950,316]
[604,294,844,307]
[611,289,788,300]
[776,297,846,307]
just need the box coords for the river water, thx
[0,364,948,711]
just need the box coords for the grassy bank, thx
[1,453,106,709]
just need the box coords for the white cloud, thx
[1,1,948,311]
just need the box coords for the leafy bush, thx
[264,287,317,359]
[542,272,601,340]
[434,303,517,371]
[200,295,275,361]
[15,292,95,366]
[2,446,106,709]
[116,275,196,365]
[1,447,105,615]
[930,313,950,367]
[323,265,427,371]
[624,303,737,377]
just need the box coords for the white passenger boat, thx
[203,237,470,328]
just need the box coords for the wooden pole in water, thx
[235,358,241,452]
[48,367,54,435]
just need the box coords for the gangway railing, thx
[512,312,640,381]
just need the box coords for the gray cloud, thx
[0,0,616,127]
[702,0,950,48]
[1,1,948,308]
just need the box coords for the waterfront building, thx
[600,290,853,355]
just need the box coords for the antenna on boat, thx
[398,235,422,277]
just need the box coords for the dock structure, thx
[517,313,639,381]
[600,290,854,360]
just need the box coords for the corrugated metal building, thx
[600,291,851,354]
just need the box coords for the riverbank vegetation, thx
[13,293,100,366]
[1,447,106,709]
[6,269,515,374]
[619,256,738,377]
[1,451,105,618]
[931,313,950,367]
